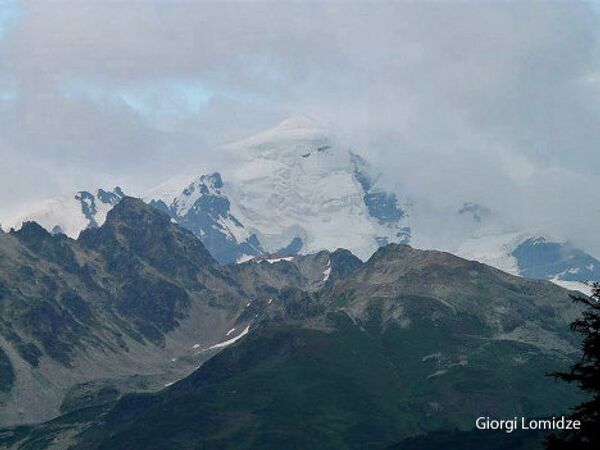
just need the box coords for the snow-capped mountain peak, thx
[276,114,324,132]
[225,114,330,161]
[5,187,125,238]
[5,116,410,265]
[217,117,410,259]
[454,209,600,294]
[6,115,597,296]
[138,116,410,262]
[172,173,225,217]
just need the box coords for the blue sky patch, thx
[0,0,20,38]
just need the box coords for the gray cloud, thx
[1,0,599,254]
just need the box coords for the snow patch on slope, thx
[550,279,593,297]
[207,325,250,350]
[264,256,295,264]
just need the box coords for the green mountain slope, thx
[67,316,579,450]
[3,242,586,449]
[0,197,588,448]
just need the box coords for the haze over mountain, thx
[2,1,600,260]
[2,2,599,448]
[5,117,598,296]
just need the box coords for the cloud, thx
[0,1,599,255]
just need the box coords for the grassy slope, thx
[50,310,581,450]
[388,428,546,450]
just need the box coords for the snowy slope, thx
[4,117,410,264]
[137,115,410,263]
[455,231,526,275]
[454,211,600,295]
[4,188,125,237]
[4,115,598,295]
[220,115,410,260]
[143,174,197,207]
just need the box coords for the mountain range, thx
[0,195,588,448]
[3,116,597,299]
[0,115,596,447]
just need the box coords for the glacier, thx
[144,114,410,262]
[3,115,598,294]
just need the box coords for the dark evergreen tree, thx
[547,282,600,450]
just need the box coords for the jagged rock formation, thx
[0,201,587,448]
[4,117,597,292]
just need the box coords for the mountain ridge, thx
[2,116,598,291]
[1,222,586,447]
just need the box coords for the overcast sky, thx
[1,0,599,254]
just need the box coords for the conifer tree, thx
[547,282,600,449]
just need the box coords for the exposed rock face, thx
[5,118,598,292]
[6,117,411,265]
[0,207,587,448]
[0,198,246,425]
[149,172,264,264]
[145,117,411,263]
